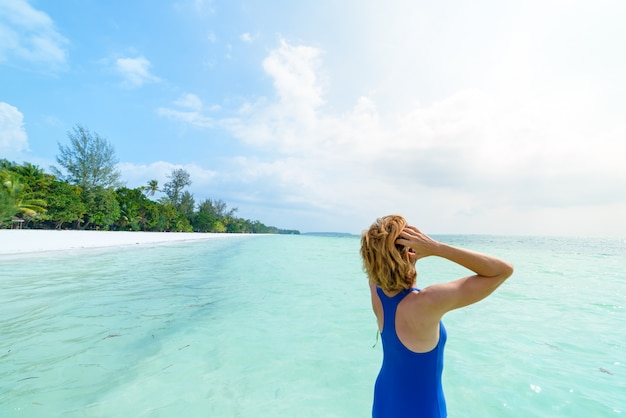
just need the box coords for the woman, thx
[361,215,514,418]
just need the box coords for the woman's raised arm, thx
[396,226,514,314]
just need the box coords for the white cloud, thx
[0,102,29,156]
[239,32,258,43]
[174,93,203,111]
[115,56,161,88]
[0,0,68,68]
[262,39,326,115]
[157,93,218,128]
[216,39,626,235]
[157,108,213,128]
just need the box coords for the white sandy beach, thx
[0,229,233,255]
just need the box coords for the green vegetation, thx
[51,125,122,191]
[0,125,299,234]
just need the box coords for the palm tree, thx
[0,169,47,225]
[146,179,159,197]
[14,163,50,190]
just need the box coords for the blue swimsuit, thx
[373,287,447,418]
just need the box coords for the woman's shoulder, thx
[402,286,444,316]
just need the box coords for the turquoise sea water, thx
[1,234,624,417]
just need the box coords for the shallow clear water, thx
[1,234,624,417]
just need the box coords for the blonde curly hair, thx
[360,214,417,292]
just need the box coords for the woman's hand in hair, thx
[396,226,440,261]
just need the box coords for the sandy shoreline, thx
[0,229,236,256]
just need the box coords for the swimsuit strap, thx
[375,287,419,300]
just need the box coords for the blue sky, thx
[1,0,625,236]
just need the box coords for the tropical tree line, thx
[0,125,299,234]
